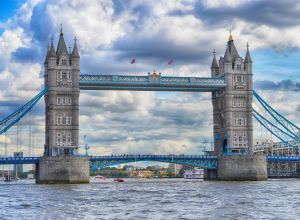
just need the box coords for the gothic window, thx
[62,117,67,125]
[57,97,61,105]
[238,136,242,142]
[68,97,72,105]
[67,132,71,143]
[57,133,61,143]
[62,59,67,66]
[67,117,71,125]
[238,119,242,126]
[57,72,61,80]
[68,72,71,79]
[62,97,66,105]
[62,135,66,143]
[237,64,241,70]
[233,100,236,107]
[57,117,62,125]
[62,72,67,80]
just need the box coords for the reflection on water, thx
[0,178,299,219]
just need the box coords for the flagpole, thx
[172,61,174,76]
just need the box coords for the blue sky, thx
[0,0,299,157]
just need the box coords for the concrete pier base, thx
[36,156,90,184]
[217,154,268,181]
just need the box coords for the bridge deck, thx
[0,155,299,165]
[79,74,226,92]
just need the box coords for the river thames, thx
[0,178,299,219]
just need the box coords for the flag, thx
[168,59,173,65]
[131,58,136,64]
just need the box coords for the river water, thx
[0,178,299,220]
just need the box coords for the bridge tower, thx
[211,33,253,155]
[37,27,89,184]
[209,33,267,180]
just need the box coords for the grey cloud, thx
[254,79,300,91]
[194,0,300,28]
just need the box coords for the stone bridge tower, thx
[211,33,253,156]
[209,33,267,180]
[37,27,89,184]
[44,28,80,156]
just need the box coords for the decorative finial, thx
[74,36,77,44]
[228,29,233,41]
[68,45,72,53]
[247,42,249,49]
[60,23,63,34]
[50,35,54,42]
[213,49,216,56]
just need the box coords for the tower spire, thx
[56,24,68,56]
[211,49,219,69]
[71,36,80,58]
[245,42,252,62]
[228,29,233,41]
[48,36,56,57]
[60,23,63,35]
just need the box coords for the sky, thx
[0,0,299,157]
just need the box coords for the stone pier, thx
[217,154,267,181]
[36,156,90,184]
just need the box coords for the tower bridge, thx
[0,29,299,183]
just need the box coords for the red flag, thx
[168,59,173,65]
[131,58,136,64]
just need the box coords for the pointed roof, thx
[224,46,232,62]
[70,37,80,58]
[44,45,50,64]
[48,37,56,57]
[226,31,240,60]
[245,43,252,63]
[211,50,219,69]
[56,25,69,56]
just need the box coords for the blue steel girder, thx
[89,155,218,170]
[253,91,300,140]
[267,156,300,163]
[79,74,226,92]
[0,87,48,135]
[252,109,299,150]
[0,157,40,164]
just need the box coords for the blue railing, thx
[79,74,226,92]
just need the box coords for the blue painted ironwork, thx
[252,109,298,149]
[79,74,226,92]
[253,91,300,140]
[0,155,299,166]
[0,87,48,135]
[90,155,218,170]
[267,156,300,162]
[0,157,40,164]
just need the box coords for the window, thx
[57,97,61,105]
[57,133,61,143]
[57,72,61,79]
[62,97,66,105]
[67,132,71,143]
[239,136,242,142]
[68,97,72,105]
[57,117,62,125]
[68,72,71,79]
[233,100,236,107]
[62,59,67,66]
[238,119,242,126]
[62,117,66,125]
[67,117,71,125]
[62,72,67,79]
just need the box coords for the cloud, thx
[254,79,300,91]
[195,0,300,28]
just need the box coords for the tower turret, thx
[211,50,219,77]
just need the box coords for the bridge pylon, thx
[37,29,89,184]
[210,34,267,180]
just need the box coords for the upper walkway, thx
[79,74,226,92]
